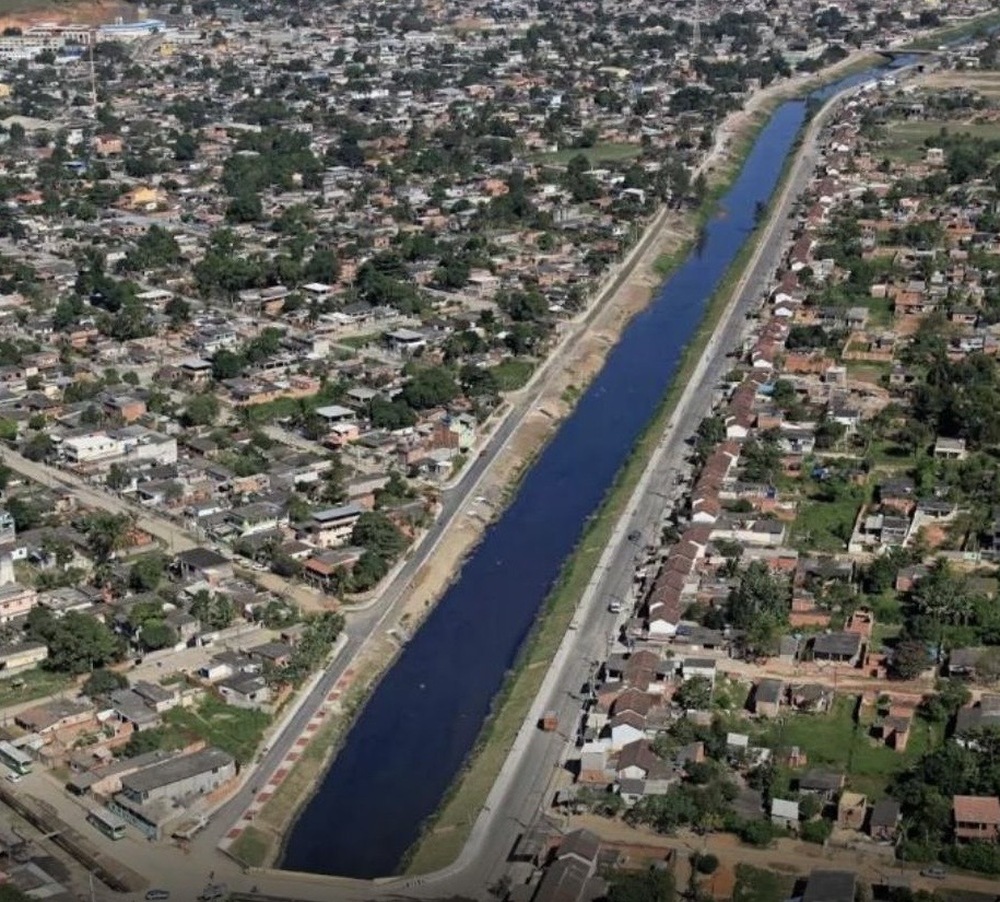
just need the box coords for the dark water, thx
[281,60,904,879]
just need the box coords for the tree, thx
[694,853,719,875]
[43,612,123,673]
[892,640,931,680]
[184,393,220,426]
[106,463,132,491]
[400,366,459,410]
[675,676,713,711]
[225,191,263,223]
[189,589,235,631]
[82,668,127,698]
[165,295,191,325]
[351,511,407,562]
[727,562,787,629]
[138,620,176,651]
[83,512,133,563]
[606,867,675,902]
[128,551,166,592]
[211,348,246,381]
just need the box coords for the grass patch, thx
[529,142,642,166]
[338,332,381,349]
[759,695,945,799]
[792,484,865,552]
[492,358,536,392]
[879,119,1000,162]
[228,824,271,868]
[0,669,74,709]
[164,694,270,765]
[733,864,795,902]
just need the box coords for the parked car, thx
[920,867,947,880]
[5,773,22,784]
[145,891,170,901]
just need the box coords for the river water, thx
[281,58,906,879]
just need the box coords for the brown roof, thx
[954,795,1000,825]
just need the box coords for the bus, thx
[0,741,32,776]
[87,808,126,841]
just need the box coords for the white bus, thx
[0,741,32,775]
[87,808,126,841]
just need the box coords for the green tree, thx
[128,551,166,592]
[189,589,235,630]
[400,366,459,410]
[184,393,220,426]
[44,612,123,673]
[606,868,675,902]
[351,511,407,561]
[83,512,133,563]
[138,620,176,651]
[892,639,931,679]
[675,676,713,711]
[82,668,128,698]
[225,191,263,223]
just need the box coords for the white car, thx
[5,773,22,784]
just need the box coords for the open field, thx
[919,69,1000,96]
[530,142,643,166]
[879,118,1000,161]
[758,695,945,800]
[164,695,270,765]
[0,670,73,709]
[0,0,128,26]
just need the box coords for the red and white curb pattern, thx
[219,668,357,851]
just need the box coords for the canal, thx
[281,58,904,879]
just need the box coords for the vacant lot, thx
[920,70,1000,96]
[879,119,1000,162]
[531,142,642,166]
[164,694,270,765]
[756,694,943,799]
[792,485,864,553]
[0,669,73,709]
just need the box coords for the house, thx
[948,646,989,679]
[798,769,845,800]
[0,582,38,623]
[119,747,235,805]
[753,679,784,717]
[934,436,968,461]
[175,547,233,585]
[532,828,606,902]
[812,632,863,666]
[802,870,857,902]
[868,798,901,842]
[954,795,1000,843]
[310,503,365,548]
[217,673,270,709]
[789,683,833,713]
[0,641,47,674]
[771,798,799,830]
